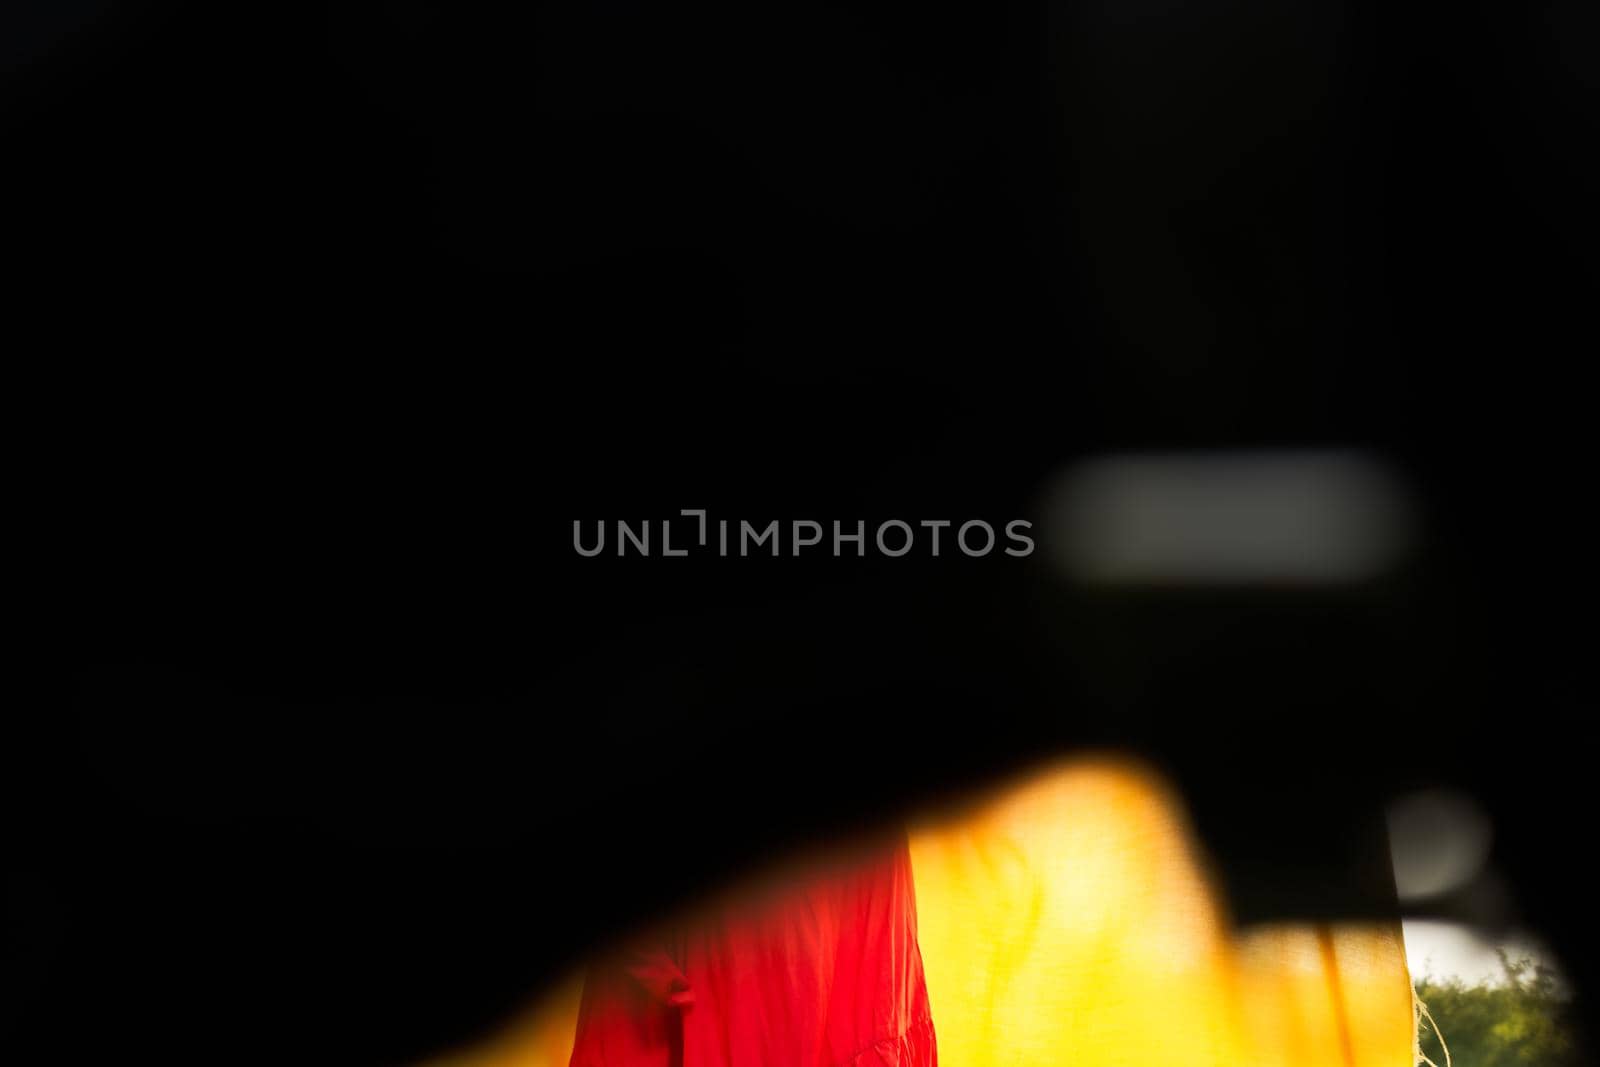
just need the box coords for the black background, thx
[12,0,1598,1062]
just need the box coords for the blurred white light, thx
[1387,789,1493,901]
[1402,919,1562,987]
[1041,450,1413,585]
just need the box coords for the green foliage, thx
[1415,952,1580,1067]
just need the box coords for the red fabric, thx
[569,837,936,1067]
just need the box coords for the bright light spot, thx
[1386,789,1493,901]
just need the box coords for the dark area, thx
[11,0,1597,1062]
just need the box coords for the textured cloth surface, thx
[567,838,935,1067]
[908,759,1414,1067]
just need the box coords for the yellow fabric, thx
[907,758,1414,1067]
[427,759,1415,1067]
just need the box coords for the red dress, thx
[569,836,937,1067]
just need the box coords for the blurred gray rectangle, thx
[1044,450,1413,585]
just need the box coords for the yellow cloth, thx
[908,758,1414,1067]
[429,759,1415,1067]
